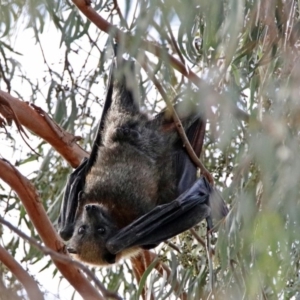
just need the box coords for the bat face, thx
[67,204,118,265]
[67,203,141,265]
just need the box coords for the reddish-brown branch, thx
[190,228,215,255]
[0,277,22,300]
[0,92,39,155]
[130,251,187,300]
[0,217,121,300]
[130,253,151,300]
[0,91,88,167]
[0,159,104,300]
[146,251,188,300]
[0,245,44,300]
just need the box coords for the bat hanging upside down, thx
[58,50,228,266]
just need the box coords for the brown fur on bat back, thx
[67,62,197,265]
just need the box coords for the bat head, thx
[67,203,120,266]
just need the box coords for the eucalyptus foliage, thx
[1,0,300,299]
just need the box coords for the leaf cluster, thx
[1,0,300,299]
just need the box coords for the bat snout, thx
[59,224,75,241]
[85,204,96,211]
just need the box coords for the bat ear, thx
[58,158,88,241]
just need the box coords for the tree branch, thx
[131,250,187,300]
[0,276,22,300]
[0,245,44,300]
[0,217,121,300]
[145,251,187,300]
[0,91,88,168]
[0,159,104,300]
[0,92,38,155]
[138,54,214,184]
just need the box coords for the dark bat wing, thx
[58,158,88,240]
[175,116,228,224]
[106,177,211,254]
[106,104,228,253]
[175,115,206,195]
[106,110,210,254]
[154,98,206,195]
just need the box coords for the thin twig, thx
[151,21,176,54]
[0,158,102,299]
[129,0,139,30]
[206,232,214,300]
[0,93,39,155]
[0,59,11,92]
[113,0,129,30]
[138,53,214,184]
[189,228,215,255]
[163,16,186,65]
[144,251,187,300]
[165,241,181,253]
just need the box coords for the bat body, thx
[58,53,227,266]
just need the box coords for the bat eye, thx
[97,227,105,235]
[78,226,86,235]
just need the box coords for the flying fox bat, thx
[58,51,228,266]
